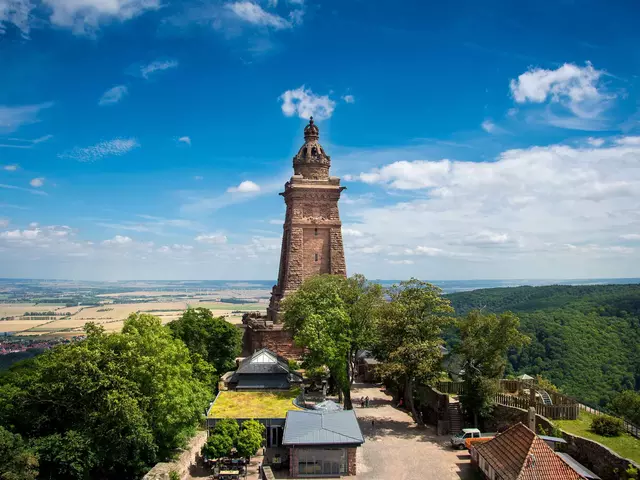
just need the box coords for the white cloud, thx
[342,94,355,104]
[102,235,133,246]
[588,137,605,147]
[0,183,47,196]
[342,228,363,237]
[279,86,336,120]
[481,119,497,133]
[98,85,128,106]
[226,2,291,29]
[510,62,613,124]
[3,164,18,171]
[195,233,228,244]
[0,102,54,133]
[178,136,191,146]
[615,136,640,146]
[342,137,640,277]
[227,180,260,193]
[58,138,139,162]
[29,177,44,187]
[43,0,160,35]
[0,0,32,36]
[194,175,203,180]
[387,259,414,265]
[140,59,178,79]
[0,135,53,149]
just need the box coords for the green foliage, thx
[212,419,240,443]
[458,310,530,426]
[235,420,265,458]
[169,471,180,480]
[535,375,560,394]
[169,307,242,374]
[0,426,38,480]
[0,314,213,479]
[626,465,639,479]
[283,274,385,409]
[374,279,454,423]
[288,359,300,371]
[610,391,640,426]
[446,284,640,407]
[201,433,234,460]
[591,415,624,437]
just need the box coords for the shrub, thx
[591,415,624,437]
[169,471,180,480]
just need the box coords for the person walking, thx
[365,396,370,408]
[360,396,365,408]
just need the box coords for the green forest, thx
[446,284,640,407]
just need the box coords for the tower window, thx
[314,228,318,236]
[315,253,319,262]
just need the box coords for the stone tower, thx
[266,117,347,322]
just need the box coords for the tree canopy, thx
[168,307,243,375]
[374,279,454,423]
[0,314,213,479]
[282,274,384,409]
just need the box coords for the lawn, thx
[208,389,301,419]
[555,412,640,464]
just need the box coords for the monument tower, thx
[243,117,347,355]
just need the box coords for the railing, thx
[578,403,640,439]
[435,381,464,395]
[494,393,579,420]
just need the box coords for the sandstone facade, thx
[245,118,347,357]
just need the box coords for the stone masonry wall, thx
[329,227,347,276]
[346,447,357,475]
[142,431,207,480]
[289,447,299,478]
[302,227,330,277]
[490,404,640,480]
[245,323,303,358]
[283,227,304,292]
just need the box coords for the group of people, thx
[359,396,371,408]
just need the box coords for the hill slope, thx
[446,284,640,406]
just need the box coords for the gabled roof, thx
[474,423,585,480]
[236,348,290,375]
[282,410,364,446]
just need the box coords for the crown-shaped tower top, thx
[293,117,331,180]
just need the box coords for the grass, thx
[208,389,301,419]
[555,412,640,464]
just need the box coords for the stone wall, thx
[418,386,450,430]
[346,447,357,475]
[289,447,299,478]
[490,404,640,480]
[242,319,303,358]
[302,227,330,277]
[142,431,207,480]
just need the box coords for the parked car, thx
[450,428,495,449]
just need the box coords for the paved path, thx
[352,384,473,480]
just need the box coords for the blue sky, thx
[1,0,640,281]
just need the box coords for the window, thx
[315,253,319,262]
[314,227,318,236]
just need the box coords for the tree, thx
[0,426,38,480]
[169,308,242,375]
[457,310,529,427]
[374,279,454,424]
[201,433,234,460]
[0,315,213,479]
[212,418,240,443]
[235,420,265,458]
[610,391,640,426]
[283,274,384,409]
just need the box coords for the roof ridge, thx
[516,427,538,479]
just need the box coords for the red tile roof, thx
[473,423,585,480]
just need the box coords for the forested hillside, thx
[446,284,640,407]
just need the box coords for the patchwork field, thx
[0,301,266,336]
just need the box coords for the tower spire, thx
[303,116,319,141]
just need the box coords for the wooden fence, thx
[494,393,579,420]
[435,381,464,395]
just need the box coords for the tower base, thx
[242,313,303,358]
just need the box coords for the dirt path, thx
[352,384,473,480]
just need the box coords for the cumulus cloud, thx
[102,235,133,246]
[0,0,33,36]
[342,95,355,104]
[178,136,191,146]
[342,228,363,237]
[279,86,336,120]
[588,137,605,147]
[481,119,499,133]
[227,180,260,193]
[29,177,44,187]
[0,102,54,133]
[140,59,178,79]
[98,85,128,106]
[58,138,139,162]
[3,164,18,171]
[509,62,613,128]
[342,137,640,276]
[226,2,291,29]
[195,233,228,244]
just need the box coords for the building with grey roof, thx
[282,409,364,477]
[220,348,303,391]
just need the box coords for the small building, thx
[220,348,303,391]
[355,350,380,382]
[471,423,587,479]
[283,409,364,477]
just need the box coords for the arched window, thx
[311,146,318,156]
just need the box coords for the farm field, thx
[0,320,50,333]
[0,304,69,318]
